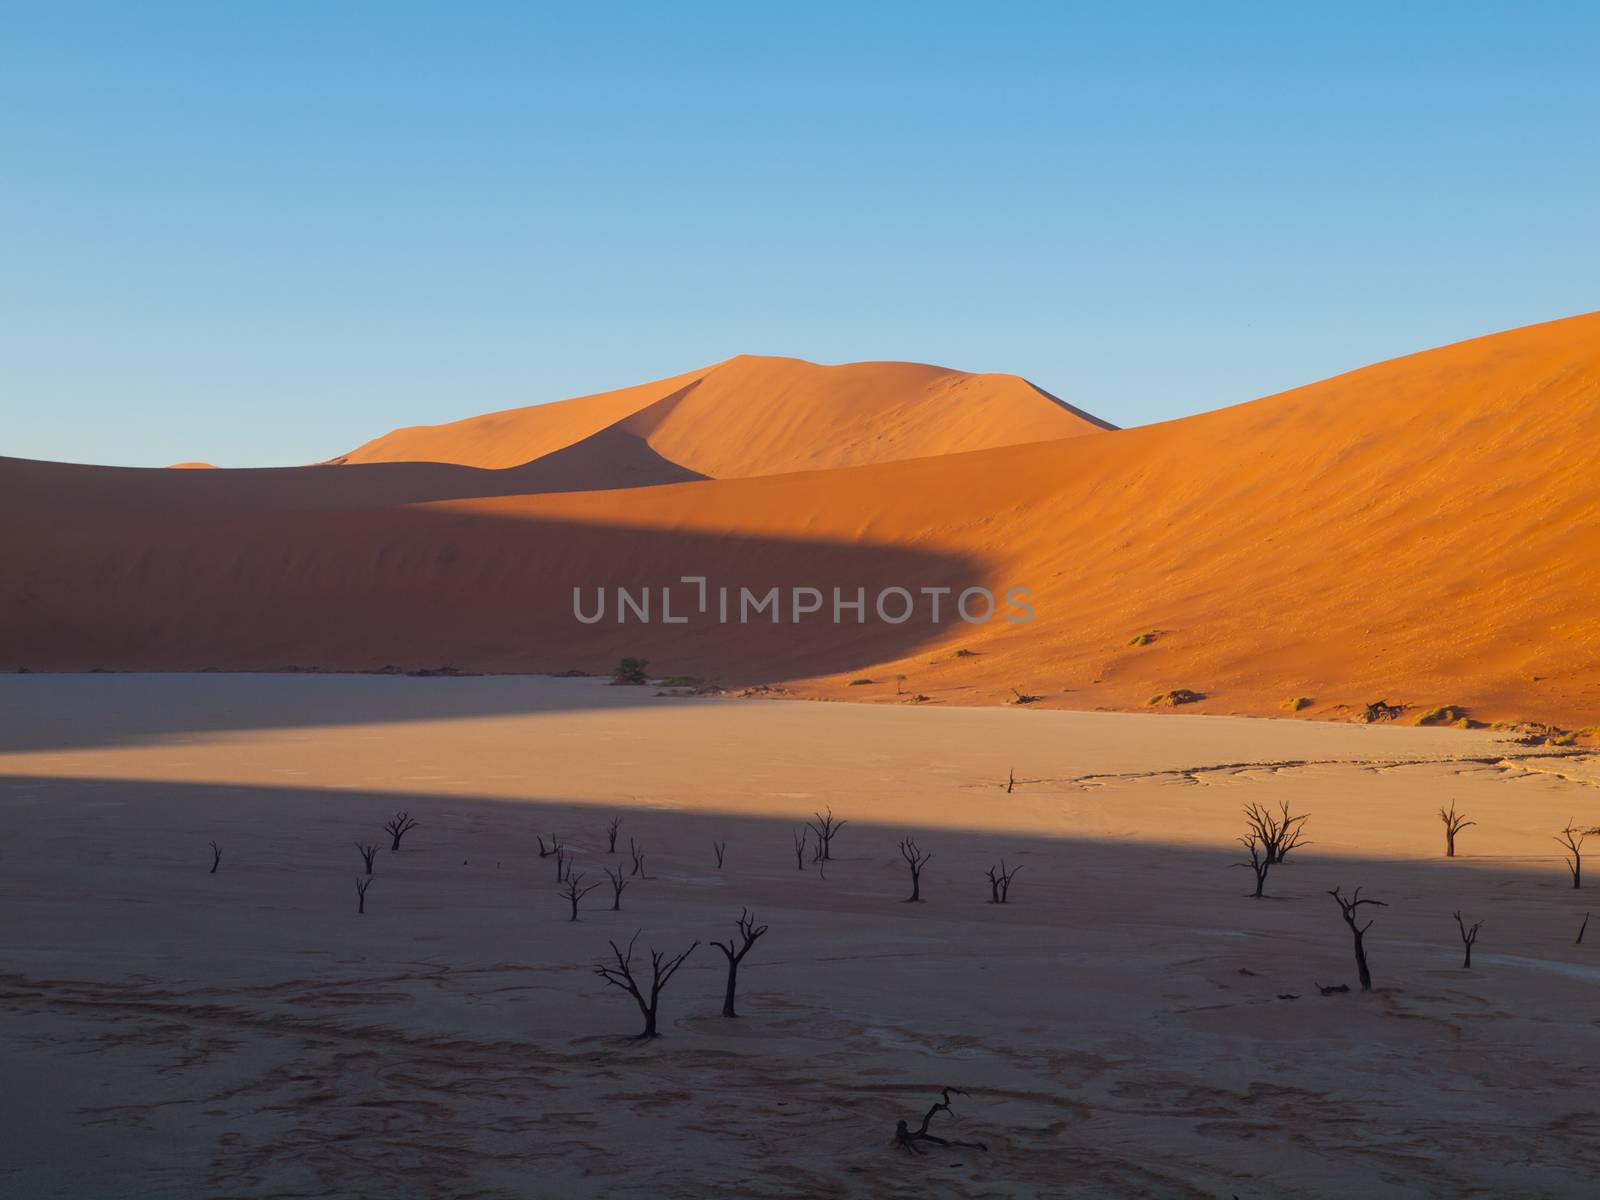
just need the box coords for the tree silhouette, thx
[712,840,727,870]
[1555,822,1589,888]
[560,872,601,921]
[807,807,846,861]
[899,838,931,902]
[383,811,419,851]
[606,817,621,854]
[355,876,373,914]
[709,908,769,1017]
[1329,886,1387,990]
[207,840,222,874]
[354,843,377,875]
[1439,802,1475,858]
[604,866,628,911]
[894,1088,987,1154]
[593,932,698,1038]
[1452,910,1482,968]
[985,860,1021,903]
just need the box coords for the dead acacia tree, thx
[554,844,570,881]
[712,840,727,870]
[1452,910,1482,968]
[807,807,846,861]
[629,837,649,879]
[1577,912,1589,945]
[606,817,621,854]
[355,876,373,914]
[791,828,808,871]
[354,843,377,875]
[985,860,1021,903]
[537,834,561,859]
[710,907,769,1017]
[1006,767,1015,794]
[207,840,222,874]
[593,931,699,1038]
[384,811,419,851]
[604,867,628,910]
[899,838,931,902]
[1329,886,1387,990]
[1555,822,1589,888]
[560,871,601,921]
[894,1088,988,1154]
[1439,802,1475,858]
[1233,801,1310,897]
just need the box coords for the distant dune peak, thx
[334,354,1110,484]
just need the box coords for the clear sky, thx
[3,3,1597,467]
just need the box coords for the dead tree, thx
[1452,910,1482,968]
[894,1088,988,1154]
[1006,767,1015,794]
[604,867,628,911]
[1233,801,1310,896]
[1329,886,1387,990]
[537,834,561,859]
[1439,802,1475,858]
[1577,912,1589,945]
[1555,822,1588,888]
[355,876,373,914]
[606,817,620,854]
[712,840,727,870]
[207,840,222,874]
[560,872,601,921]
[554,844,570,881]
[899,838,931,902]
[792,828,808,871]
[807,807,847,861]
[710,907,769,1017]
[629,837,649,879]
[1233,831,1272,898]
[355,843,377,875]
[593,932,699,1038]
[985,860,1021,903]
[384,811,419,851]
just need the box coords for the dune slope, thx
[3,313,1598,727]
[336,354,1111,481]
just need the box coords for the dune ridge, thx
[3,313,1598,727]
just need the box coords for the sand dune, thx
[337,354,1111,480]
[4,313,1598,728]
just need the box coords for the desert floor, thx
[2,674,1598,1198]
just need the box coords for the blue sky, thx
[3,2,1597,467]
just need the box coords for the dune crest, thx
[3,313,1598,727]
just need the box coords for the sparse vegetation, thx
[384,811,419,851]
[1329,886,1386,990]
[985,860,1021,903]
[848,678,874,686]
[1440,802,1474,857]
[1556,822,1591,889]
[611,657,650,686]
[1127,631,1158,647]
[1453,911,1482,968]
[1417,705,1470,728]
[807,808,846,860]
[1282,696,1312,712]
[899,838,931,902]
[710,908,769,1017]
[1147,688,1204,707]
[1361,699,1404,723]
[895,1088,988,1155]
[950,648,976,658]
[560,872,601,920]
[1011,688,1040,705]
[593,932,698,1038]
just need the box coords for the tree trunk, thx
[1445,832,1455,857]
[1352,931,1372,990]
[641,1005,658,1038]
[1462,942,1472,968]
[722,961,739,1018]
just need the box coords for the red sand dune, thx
[4,314,1598,727]
[336,354,1111,479]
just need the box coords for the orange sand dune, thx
[338,354,1111,479]
[4,312,1599,727]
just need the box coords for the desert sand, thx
[4,314,1600,730]
[3,672,1598,1197]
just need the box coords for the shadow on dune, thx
[0,502,997,749]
